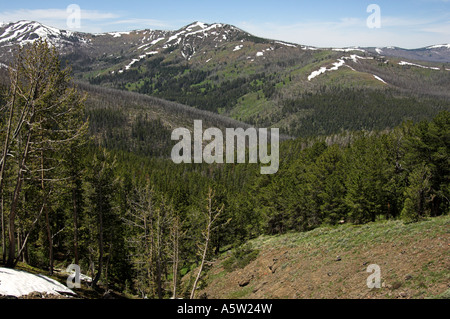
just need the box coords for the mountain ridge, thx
[1,20,449,140]
[1,20,449,63]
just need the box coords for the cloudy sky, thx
[0,0,449,48]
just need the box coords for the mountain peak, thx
[185,21,208,30]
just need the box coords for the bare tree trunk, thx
[16,230,20,261]
[104,241,113,291]
[13,199,46,267]
[190,188,225,299]
[6,131,32,267]
[1,192,5,263]
[190,222,210,299]
[1,73,18,265]
[0,71,18,199]
[44,206,53,274]
[171,216,180,299]
[72,187,79,265]
[41,144,53,275]
[156,211,163,299]
[92,207,103,287]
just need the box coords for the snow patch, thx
[426,44,450,49]
[233,45,243,51]
[184,23,224,38]
[373,75,387,84]
[125,59,139,70]
[151,37,165,45]
[167,30,186,43]
[186,21,207,31]
[256,51,264,57]
[301,46,318,51]
[308,59,345,81]
[348,54,373,63]
[398,61,441,70]
[0,267,75,297]
[108,31,131,38]
[137,43,151,50]
[333,47,366,53]
[124,51,158,71]
[275,41,297,48]
[307,55,375,81]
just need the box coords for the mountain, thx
[1,20,449,140]
[364,45,450,63]
[0,20,260,64]
[198,215,450,299]
[0,20,88,54]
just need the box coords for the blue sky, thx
[0,0,449,48]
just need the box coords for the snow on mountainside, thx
[0,20,449,74]
[0,20,256,65]
[0,20,88,48]
[426,44,450,49]
[365,44,450,63]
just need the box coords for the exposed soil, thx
[199,218,450,299]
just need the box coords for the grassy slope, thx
[200,215,450,299]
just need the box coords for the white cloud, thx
[0,8,119,33]
[0,8,118,22]
[237,14,450,49]
[0,8,176,33]
[420,21,450,36]
[107,18,171,30]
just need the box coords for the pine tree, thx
[1,40,87,268]
[86,148,118,287]
[401,164,432,222]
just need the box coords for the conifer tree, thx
[1,40,87,268]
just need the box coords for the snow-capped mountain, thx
[0,19,449,85]
[0,20,88,48]
[0,20,302,76]
[0,20,253,61]
[1,20,449,67]
[365,44,450,63]
[0,20,448,141]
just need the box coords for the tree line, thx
[0,41,448,298]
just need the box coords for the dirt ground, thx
[200,225,450,299]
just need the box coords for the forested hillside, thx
[2,21,449,140]
[1,41,448,299]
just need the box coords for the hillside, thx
[0,21,449,302]
[1,21,449,139]
[198,215,450,299]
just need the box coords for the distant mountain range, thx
[0,20,449,64]
[0,20,449,140]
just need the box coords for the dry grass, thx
[200,215,450,299]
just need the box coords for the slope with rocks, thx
[198,215,450,299]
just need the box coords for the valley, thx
[0,19,448,302]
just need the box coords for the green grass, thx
[250,216,449,254]
[202,215,449,299]
[226,285,254,299]
[222,244,260,272]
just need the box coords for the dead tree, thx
[190,187,227,299]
